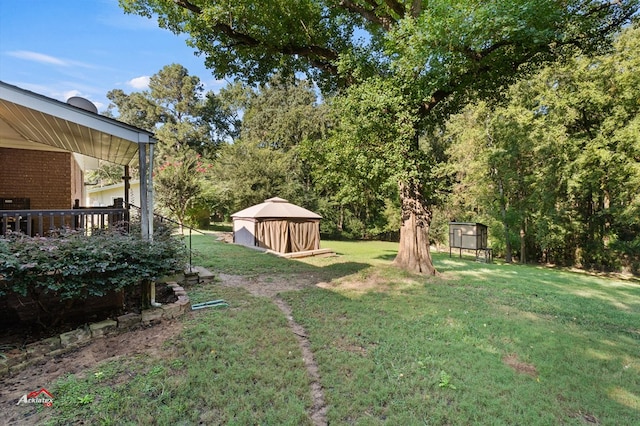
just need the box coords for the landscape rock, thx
[89,319,118,338]
[141,308,163,325]
[59,327,91,348]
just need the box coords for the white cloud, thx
[8,50,68,66]
[128,75,150,90]
[7,50,98,69]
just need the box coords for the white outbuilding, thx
[231,197,322,254]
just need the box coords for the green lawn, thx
[44,235,639,425]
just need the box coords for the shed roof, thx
[231,197,321,219]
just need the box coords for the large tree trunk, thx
[393,180,437,275]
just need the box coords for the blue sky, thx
[0,0,226,112]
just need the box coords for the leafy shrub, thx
[0,226,187,324]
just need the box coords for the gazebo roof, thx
[0,80,155,166]
[231,197,321,219]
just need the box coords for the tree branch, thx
[174,0,340,75]
[383,0,406,17]
[174,0,200,14]
[338,0,395,30]
[422,89,451,114]
[410,0,422,18]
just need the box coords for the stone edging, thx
[0,281,190,378]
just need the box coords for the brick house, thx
[0,148,85,211]
[1,81,161,326]
[0,81,157,238]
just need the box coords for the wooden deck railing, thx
[0,208,128,236]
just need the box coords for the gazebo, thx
[231,197,322,254]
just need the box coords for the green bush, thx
[0,226,187,323]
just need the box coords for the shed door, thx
[450,227,463,248]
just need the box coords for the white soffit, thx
[0,81,155,166]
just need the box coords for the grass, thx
[42,235,639,425]
[283,260,640,424]
[44,286,312,425]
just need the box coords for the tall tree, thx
[210,75,330,214]
[241,74,330,151]
[200,83,245,145]
[155,150,208,230]
[446,98,552,264]
[106,63,224,159]
[444,24,640,271]
[537,24,640,269]
[121,0,638,274]
[106,64,234,225]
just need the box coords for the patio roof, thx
[0,81,155,166]
[0,81,157,241]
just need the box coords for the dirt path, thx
[274,297,328,426]
[216,273,329,426]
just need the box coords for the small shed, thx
[449,222,491,261]
[231,197,321,254]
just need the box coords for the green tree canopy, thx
[120,0,638,273]
[444,24,640,271]
[209,75,329,216]
[106,63,228,159]
[105,64,233,225]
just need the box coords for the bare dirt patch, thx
[316,271,418,295]
[502,353,538,377]
[332,336,370,356]
[0,319,184,425]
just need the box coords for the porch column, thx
[123,165,130,208]
[147,142,154,240]
[137,136,156,241]
[138,142,149,240]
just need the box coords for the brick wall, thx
[0,147,80,209]
[70,154,84,206]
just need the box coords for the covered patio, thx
[0,81,156,239]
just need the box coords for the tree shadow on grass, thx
[311,261,371,280]
[374,250,397,261]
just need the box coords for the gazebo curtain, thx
[289,220,319,252]
[256,219,319,253]
[257,220,290,253]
